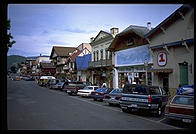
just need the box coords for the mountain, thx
[7,55,27,70]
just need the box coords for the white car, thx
[77,86,99,97]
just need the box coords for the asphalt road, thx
[7,78,192,130]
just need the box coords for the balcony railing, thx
[89,59,112,68]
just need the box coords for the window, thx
[100,49,103,60]
[105,49,108,60]
[97,50,99,61]
[93,52,96,61]
[127,38,134,46]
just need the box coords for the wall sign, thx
[158,52,167,66]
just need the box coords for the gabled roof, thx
[50,46,76,59]
[119,25,150,38]
[145,4,193,39]
[91,30,113,44]
[69,50,82,62]
[108,25,150,51]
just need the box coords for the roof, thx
[108,25,150,51]
[69,50,82,62]
[119,25,150,38]
[75,54,91,70]
[50,46,76,59]
[91,30,113,43]
[40,62,56,69]
[145,4,193,39]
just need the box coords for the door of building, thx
[179,62,188,86]
[162,73,169,93]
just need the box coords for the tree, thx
[7,19,16,52]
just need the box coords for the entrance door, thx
[162,73,169,93]
[179,62,188,86]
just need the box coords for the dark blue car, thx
[90,87,112,101]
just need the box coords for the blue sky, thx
[7,4,182,57]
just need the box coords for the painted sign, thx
[158,52,167,66]
[115,45,152,67]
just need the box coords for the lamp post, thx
[144,59,148,85]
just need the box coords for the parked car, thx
[90,87,113,101]
[11,76,21,81]
[65,81,86,95]
[46,79,60,89]
[164,94,194,124]
[103,88,123,106]
[77,86,99,97]
[38,76,55,87]
[50,82,65,90]
[23,76,34,81]
[119,84,169,116]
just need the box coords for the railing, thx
[89,59,112,68]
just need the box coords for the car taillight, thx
[165,106,169,114]
[103,95,106,99]
[148,95,152,103]
[99,92,104,96]
[120,94,122,100]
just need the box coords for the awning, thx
[148,68,173,73]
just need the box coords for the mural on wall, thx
[115,45,152,67]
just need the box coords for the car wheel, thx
[93,98,97,101]
[155,106,162,117]
[108,103,113,106]
[121,108,129,113]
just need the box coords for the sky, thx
[7,4,182,57]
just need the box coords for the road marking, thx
[47,89,182,130]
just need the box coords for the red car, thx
[164,94,194,124]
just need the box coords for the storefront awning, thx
[148,68,173,73]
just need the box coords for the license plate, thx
[182,119,191,123]
[96,93,98,95]
[67,90,71,93]
[129,104,137,108]
[111,97,115,100]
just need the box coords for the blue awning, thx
[75,54,91,70]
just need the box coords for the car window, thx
[149,87,161,95]
[94,87,99,90]
[172,96,194,106]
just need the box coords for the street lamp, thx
[144,59,148,85]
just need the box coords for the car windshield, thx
[95,88,107,92]
[172,95,194,106]
[57,82,64,85]
[123,85,148,95]
[149,87,161,95]
[83,86,93,90]
[110,89,123,94]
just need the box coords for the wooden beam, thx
[163,44,169,54]
[178,11,185,20]
[182,40,190,52]
[146,38,151,44]
[160,27,166,34]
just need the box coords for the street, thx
[7,78,191,130]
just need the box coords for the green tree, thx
[7,20,16,52]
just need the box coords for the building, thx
[88,28,119,87]
[35,54,51,74]
[109,24,152,88]
[39,62,56,75]
[145,4,194,95]
[49,46,76,79]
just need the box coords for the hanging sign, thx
[158,52,167,66]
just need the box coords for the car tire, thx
[155,106,163,117]
[93,98,97,101]
[121,108,129,113]
[108,103,113,106]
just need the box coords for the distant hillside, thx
[7,55,27,70]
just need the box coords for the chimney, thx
[110,28,119,36]
[40,54,42,56]
[147,22,152,30]
[90,37,94,43]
